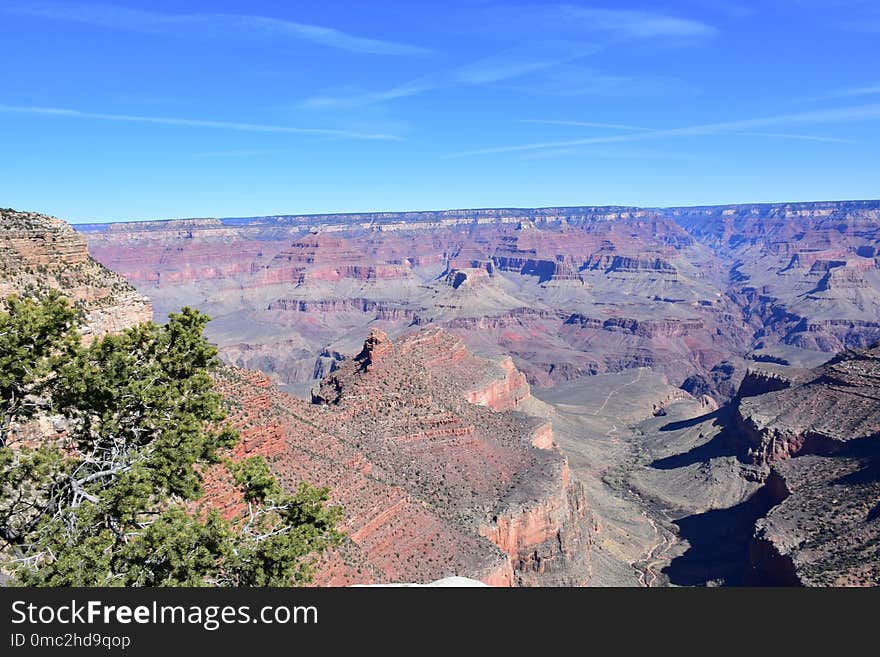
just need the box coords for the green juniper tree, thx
[0,296,342,586]
[0,291,77,449]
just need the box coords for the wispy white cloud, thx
[739,132,857,144]
[451,49,592,85]
[299,81,437,110]
[2,2,431,55]
[519,119,657,132]
[519,147,709,161]
[559,6,719,40]
[501,66,686,98]
[520,124,853,143]
[840,84,880,97]
[449,104,879,157]
[472,4,719,44]
[295,5,716,110]
[193,149,291,158]
[0,104,402,141]
[297,49,595,109]
[810,84,880,101]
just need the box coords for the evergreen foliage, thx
[0,296,342,586]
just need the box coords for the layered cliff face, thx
[1,208,152,337]
[715,345,880,586]
[83,199,880,398]
[207,327,594,586]
[81,206,750,398]
[736,346,880,464]
[673,201,880,360]
[749,450,880,586]
[736,364,799,399]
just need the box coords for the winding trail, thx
[589,368,678,587]
[635,507,676,587]
[593,368,646,416]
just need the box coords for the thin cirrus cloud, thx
[450,49,593,85]
[519,147,709,161]
[296,6,717,110]
[450,104,880,157]
[0,104,403,141]
[1,2,431,56]
[475,4,719,42]
[814,84,880,101]
[193,149,293,159]
[518,119,658,132]
[299,80,438,110]
[519,123,855,143]
[298,50,593,109]
[557,6,719,39]
[738,132,857,144]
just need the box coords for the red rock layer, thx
[80,200,880,401]
[207,328,593,585]
[81,208,740,395]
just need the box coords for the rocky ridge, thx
[725,345,880,585]
[82,200,880,403]
[81,204,749,398]
[206,327,594,585]
[1,209,152,337]
[737,347,880,464]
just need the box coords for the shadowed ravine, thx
[663,490,778,586]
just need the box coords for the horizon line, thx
[58,197,880,227]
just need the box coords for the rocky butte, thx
[207,327,593,585]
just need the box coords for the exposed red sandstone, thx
[81,203,758,398]
[209,327,594,586]
[463,356,531,411]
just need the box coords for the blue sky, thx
[0,0,878,222]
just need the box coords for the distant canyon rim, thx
[79,201,880,401]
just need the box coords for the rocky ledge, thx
[0,208,152,337]
[728,345,880,586]
[750,446,880,586]
[736,346,880,464]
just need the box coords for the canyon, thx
[80,201,880,404]
[205,327,593,585]
[76,200,880,586]
[1,209,592,586]
[4,201,880,586]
